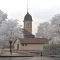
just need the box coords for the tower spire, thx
[27,4,28,13]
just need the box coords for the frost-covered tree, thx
[0,10,24,48]
[36,22,50,39]
[49,14,60,44]
[49,36,60,44]
[0,10,7,24]
[0,19,24,47]
[51,14,60,26]
[43,44,60,56]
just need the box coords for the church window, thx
[22,44,24,46]
[21,44,27,46]
[25,44,27,46]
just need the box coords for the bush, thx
[43,44,60,56]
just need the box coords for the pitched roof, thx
[19,38,48,44]
[23,29,35,38]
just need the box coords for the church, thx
[23,11,35,38]
[13,8,48,53]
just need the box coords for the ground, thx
[0,48,60,60]
[0,57,60,60]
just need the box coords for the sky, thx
[0,0,60,35]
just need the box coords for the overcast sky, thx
[0,0,60,35]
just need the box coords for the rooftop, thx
[24,12,32,21]
[19,38,48,44]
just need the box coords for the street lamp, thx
[9,40,12,55]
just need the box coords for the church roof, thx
[19,38,48,44]
[24,12,32,21]
[23,29,35,38]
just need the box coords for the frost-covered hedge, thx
[43,44,60,56]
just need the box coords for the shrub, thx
[43,44,60,56]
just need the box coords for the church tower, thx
[23,6,32,34]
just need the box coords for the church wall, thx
[20,44,44,51]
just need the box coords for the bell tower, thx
[23,5,32,34]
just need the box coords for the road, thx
[0,57,60,60]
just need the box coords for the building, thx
[14,8,48,52]
[14,38,48,52]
